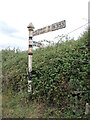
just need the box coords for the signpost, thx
[27,20,66,93]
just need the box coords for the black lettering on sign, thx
[48,26,51,32]
[40,28,43,34]
[43,27,46,33]
[38,29,41,35]
[37,29,40,35]
[52,24,56,31]
[58,21,62,29]
[61,21,64,28]
[36,30,39,35]
[52,23,58,31]
[55,23,59,30]
[60,20,66,28]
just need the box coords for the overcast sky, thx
[0,0,89,50]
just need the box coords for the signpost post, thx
[27,23,34,93]
[27,20,66,93]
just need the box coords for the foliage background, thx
[1,30,90,118]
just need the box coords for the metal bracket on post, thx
[27,23,34,93]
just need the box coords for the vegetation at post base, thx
[2,30,90,118]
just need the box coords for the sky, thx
[0,0,89,50]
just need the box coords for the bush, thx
[2,31,90,117]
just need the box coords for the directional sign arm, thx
[33,20,66,36]
[33,41,44,48]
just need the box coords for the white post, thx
[27,23,34,93]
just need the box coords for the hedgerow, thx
[2,31,90,117]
